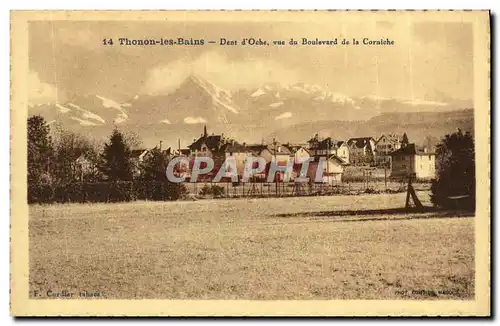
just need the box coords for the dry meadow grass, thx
[29,192,474,300]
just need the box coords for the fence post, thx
[384,164,387,191]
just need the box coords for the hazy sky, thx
[29,20,473,105]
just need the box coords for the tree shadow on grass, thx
[273,207,475,222]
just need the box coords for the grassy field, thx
[29,191,475,300]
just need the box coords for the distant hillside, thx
[268,109,474,145]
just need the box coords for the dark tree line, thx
[27,115,186,203]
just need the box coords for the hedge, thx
[28,181,188,204]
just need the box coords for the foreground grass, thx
[29,192,474,299]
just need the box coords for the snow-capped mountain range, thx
[29,75,473,147]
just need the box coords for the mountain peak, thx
[180,75,233,101]
[183,74,217,90]
[185,74,205,84]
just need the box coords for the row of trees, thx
[28,115,186,203]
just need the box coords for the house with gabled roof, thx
[307,134,350,164]
[259,141,292,163]
[347,137,376,165]
[238,140,292,182]
[283,143,311,165]
[187,125,237,172]
[307,134,336,156]
[282,143,312,181]
[374,133,408,166]
[390,143,436,180]
[306,155,347,184]
[375,133,407,155]
[335,141,350,164]
[221,142,253,179]
[245,144,267,156]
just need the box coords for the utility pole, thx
[327,139,330,189]
[363,168,368,190]
[273,137,278,196]
[384,161,388,191]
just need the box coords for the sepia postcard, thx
[10,10,490,316]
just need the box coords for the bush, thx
[165,182,189,200]
[364,188,378,194]
[430,130,475,211]
[199,184,225,198]
[211,185,225,198]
